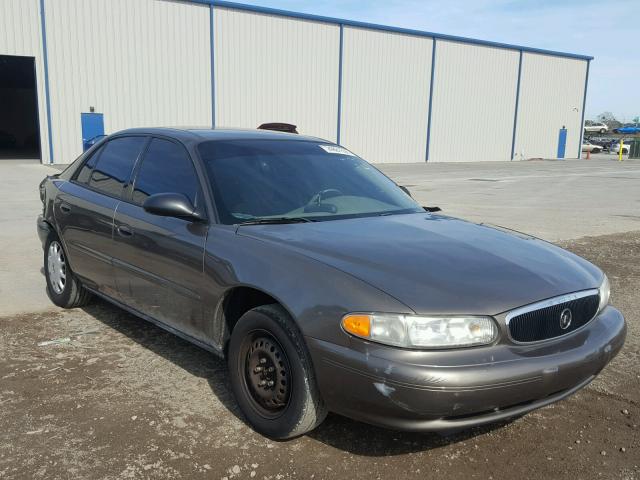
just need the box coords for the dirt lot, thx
[0,231,638,480]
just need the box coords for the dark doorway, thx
[0,55,41,160]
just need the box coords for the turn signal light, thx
[342,314,371,337]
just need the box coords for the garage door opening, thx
[0,55,41,160]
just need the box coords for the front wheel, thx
[44,232,92,308]
[599,128,606,134]
[227,304,327,439]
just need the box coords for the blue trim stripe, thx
[210,5,216,127]
[39,0,54,164]
[184,0,592,61]
[336,24,344,145]
[510,50,523,161]
[425,39,436,162]
[578,60,590,158]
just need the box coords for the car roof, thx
[113,127,328,144]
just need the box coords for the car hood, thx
[237,213,602,315]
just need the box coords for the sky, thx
[238,0,639,122]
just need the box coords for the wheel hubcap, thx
[47,241,66,294]
[243,331,291,418]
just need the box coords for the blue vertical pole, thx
[510,50,523,161]
[39,0,54,164]
[577,60,590,158]
[336,24,344,145]
[425,39,437,162]
[210,5,216,128]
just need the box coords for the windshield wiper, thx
[237,217,314,226]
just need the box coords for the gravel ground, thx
[0,231,638,479]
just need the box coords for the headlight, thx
[598,274,610,313]
[341,313,498,349]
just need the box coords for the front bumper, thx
[306,306,626,432]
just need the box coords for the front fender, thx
[203,225,414,347]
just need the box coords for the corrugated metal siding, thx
[514,53,587,160]
[2,0,591,165]
[429,41,519,162]
[0,0,41,55]
[339,27,432,164]
[0,0,51,163]
[44,0,211,163]
[214,7,340,141]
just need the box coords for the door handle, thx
[116,225,133,237]
[60,203,71,214]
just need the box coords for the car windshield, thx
[198,139,422,224]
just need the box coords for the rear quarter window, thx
[75,145,104,184]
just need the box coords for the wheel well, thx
[221,287,279,336]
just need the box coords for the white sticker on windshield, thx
[318,145,356,156]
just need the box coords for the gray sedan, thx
[37,128,626,439]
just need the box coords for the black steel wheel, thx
[228,304,327,439]
[241,330,292,419]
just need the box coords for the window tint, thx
[132,138,199,207]
[75,145,105,184]
[88,137,146,197]
[199,140,421,224]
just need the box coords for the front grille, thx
[507,292,600,343]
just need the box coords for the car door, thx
[112,137,208,341]
[55,136,148,296]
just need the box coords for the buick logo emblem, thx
[559,308,572,330]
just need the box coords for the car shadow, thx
[309,414,511,455]
[81,298,513,455]
[81,298,243,421]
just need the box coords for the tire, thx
[623,149,628,155]
[227,304,327,439]
[599,129,606,134]
[44,231,92,308]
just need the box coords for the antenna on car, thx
[257,123,298,134]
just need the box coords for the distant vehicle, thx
[585,138,611,149]
[613,124,640,134]
[611,140,631,155]
[581,141,603,153]
[584,122,608,134]
[82,134,107,152]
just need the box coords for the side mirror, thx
[142,193,204,222]
[399,185,412,197]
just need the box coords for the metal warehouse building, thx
[1,0,591,165]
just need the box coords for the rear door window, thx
[131,138,200,207]
[75,145,105,184]
[88,137,147,198]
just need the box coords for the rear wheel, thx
[227,304,327,439]
[599,128,606,134]
[44,231,92,308]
